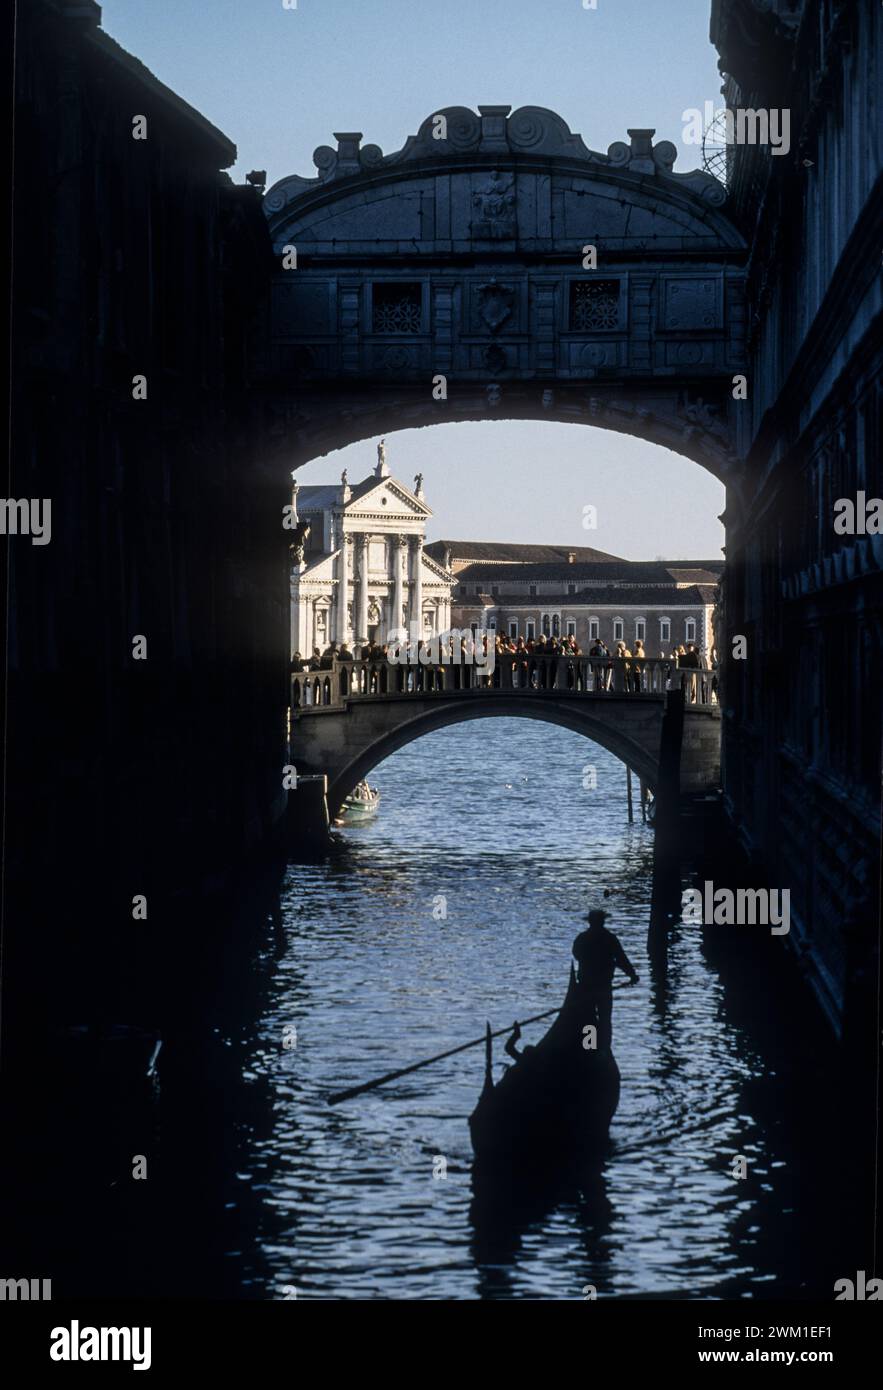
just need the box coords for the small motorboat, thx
[334,780,380,826]
[469,967,620,1187]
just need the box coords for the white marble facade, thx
[289,442,454,657]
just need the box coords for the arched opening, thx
[288,419,725,689]
[332,716,655,845]
[325,702,662,818]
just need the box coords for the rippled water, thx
[226,719,848,1300]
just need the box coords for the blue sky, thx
[100,0,726,558]
[100,0,723,186]
[299,425,725,560]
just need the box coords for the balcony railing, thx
[291,656,716,711]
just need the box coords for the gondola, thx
[469,966,620,1186]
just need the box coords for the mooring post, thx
[647,687,685,957]
[287,772,332,855]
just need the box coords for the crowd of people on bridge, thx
[291,634,719,702]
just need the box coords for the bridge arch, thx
[261,105,748,480]
[322,699,662,817]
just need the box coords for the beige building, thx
[289,443,454,656]
[424,540,722,654]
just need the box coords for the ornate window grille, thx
[570,280,620,331]
[372,283,422,334]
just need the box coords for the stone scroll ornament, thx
[262,106,729,216]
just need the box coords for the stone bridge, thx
[289,656,720,821]
[261,104,747,479]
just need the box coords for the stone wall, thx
[7,1,287,1034]
[712,0,883,1032]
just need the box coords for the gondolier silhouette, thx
[572,909,639,1052]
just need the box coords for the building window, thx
[635,619,646,642]
[508,620,518,639]
[552,614,561,637]
[526,620,536,640]
[685,618,697,643]
[589,618,599,640]
[372,283,422,334]
[570,279,621,332]
[541,613,551,636]
[613,617,624,642]
[488,616,497,631]
[491,585,499,596]
[566,620,576,638]
[529,584,537,597]
[567,583,576,595]
[660,618,671,645]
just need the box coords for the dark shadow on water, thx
[469,1157,614,1298]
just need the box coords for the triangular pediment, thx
[345,475,431,519]
[422,551,453,581]
[297,552,337,582]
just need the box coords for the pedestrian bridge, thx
[289,656,720,820]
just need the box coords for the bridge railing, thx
[291,657,716,710]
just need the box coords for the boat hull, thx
[469,973,620,1182]
[337,785,380,824]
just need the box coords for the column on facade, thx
[293,578,304,658]
[356,533,370,645]
[302,597,314,655]
[392,535,405,637]
[409,536,424,636]
[335,531,350,643]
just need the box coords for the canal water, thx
[212,718,852,1301]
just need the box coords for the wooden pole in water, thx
[326,1006,560,1105]
[640,779,647,822]
[626,765,634,823]
[326,981,631,1105]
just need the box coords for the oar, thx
[326,1006,560,1106]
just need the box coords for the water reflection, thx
[227,719,853,1300]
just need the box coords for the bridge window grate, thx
[570,279,620,332]
[372,283,422,334]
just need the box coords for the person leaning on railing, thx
[631,639,646,692]
[588,639,609,691]
[614,641,631,691]
[678,643,699,701]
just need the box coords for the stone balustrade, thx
[291,656,715,711]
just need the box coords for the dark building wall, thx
[7,1,287,1033]
[712,0,882,1030]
